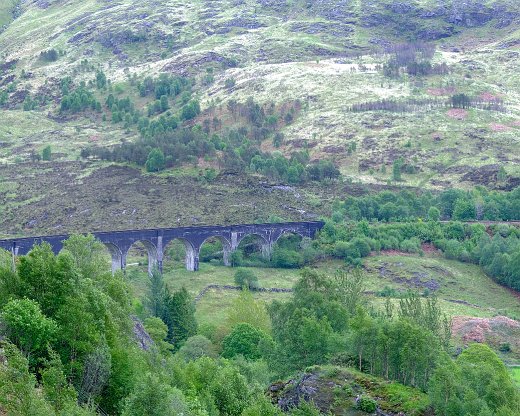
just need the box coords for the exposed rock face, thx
[132,316,155,351]
[270,373,325,411]
[359,0,518,39]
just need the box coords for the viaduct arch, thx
[0,221,324,273]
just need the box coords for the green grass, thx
[0,0,17,28]
[125,253,520,329]
[363,255,520,319]
[510,367,520,387]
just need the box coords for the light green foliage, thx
[429,344,520,415]
[221,323,271,360]
[234,268,259,289]
[122,373,189,416]
[288,401,321,416]
[144,317,174,354]
[428,206,441,221]
[226,289,272,334]
[333,268,366,316]
[268,269,350,375]
[0,342,55,416]
[1,298,57,360]
[170,357,251,416]
[16,242,76,316]
[453,198,476,221]
[62,233,108,280]
[177,335,217,362]
[41,350,78,413]
[241,396,283,416]
[209,364,251,416]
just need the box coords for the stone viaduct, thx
[0,221,324,274]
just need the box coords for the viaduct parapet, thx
[0,221,324,273]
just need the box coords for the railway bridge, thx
[0,221,324,273]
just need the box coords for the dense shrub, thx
[357,395,377,413]
[234,269,259,289]
[221,323,270,360]
[272,247,304,268]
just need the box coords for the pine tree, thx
[161,287,197,349]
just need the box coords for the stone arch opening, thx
[125,240,158,276]
[199,236,232,267]
[162,238,197,272]
[271,231,308,269]
[234,233,271,266]
[102,242,123,275]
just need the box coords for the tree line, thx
[2,237,518,415]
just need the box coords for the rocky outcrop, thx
[131,316,155,351]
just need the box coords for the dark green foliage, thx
[181,99,201,120]
[145,148,166,172]
[40,49,59,62]
[357,395,377,412]
[272,246,304,268]
[221,323,270,360]
[95,70,107,89]
[23,95,36,111]
[42,145,51,161]
[451,93,471,109]
[161,287,197,349]
[147,268,166,316]
[137,74,190,99]
[392,157,403,181]
[60,85,100,114]
[334,187,520,222]
[122,373,189,416]
[224,77,236,89]
[234,268,259,289]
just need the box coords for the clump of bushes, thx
[357,395,377,413]
[234,269,259,290]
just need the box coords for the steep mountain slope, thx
[0,0,519,234]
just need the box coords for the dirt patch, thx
[369,261,441,291]
[479,92,503,101]
[427,87,456,96]
[452,316,520,352]
[322,145,345,154]
[421,243,440,254]
[447,109,468,120]
[490,123,511,132]
[460,164,500,186]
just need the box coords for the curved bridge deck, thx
[0,221,324,272]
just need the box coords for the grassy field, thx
[125,252,520,329]
[511,367,520,387]
[0,0,17,28]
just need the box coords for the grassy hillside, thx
[0,1,18,29]
[125,252,520,358]
[0,0,519,233]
